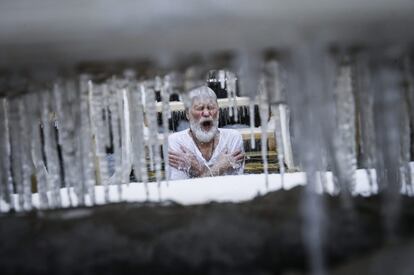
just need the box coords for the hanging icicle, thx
[8,97,25,210]
[88,83,111,203]
[272,104,285,188]
[161,76,172,183]
[107,78,123,201]
[129,81,149,198]
[258,76,269,188]
[354,53,377,193]
[249,98,256,150]
[52,83,74,206]
[40,91,62,208]
[120,87,132,187]
[18,95,33,211]
[138,84,149,194]
[28,93,49,210]
[333,64,357,194]
[144,82,163,200]
[265,59,287,188]
[55,79,86,206]
[79,76,96,205]
[0,98,14,211]
[402,57,413,194]
[227,71,238,122]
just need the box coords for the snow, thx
[0,166,390,212]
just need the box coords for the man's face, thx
[188,97,219,142]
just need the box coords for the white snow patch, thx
[1,165,392,213]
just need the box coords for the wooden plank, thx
[155,97,253,113]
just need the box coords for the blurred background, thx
[1,0,414,67]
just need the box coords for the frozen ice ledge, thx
[2,163,413,212]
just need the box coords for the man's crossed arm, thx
[168,145,244,178]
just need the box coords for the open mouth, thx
[201,120,213,129]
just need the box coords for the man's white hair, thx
[186,86,217,109]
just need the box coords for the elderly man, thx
[168,86,245,180]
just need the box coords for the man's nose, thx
[202,108,211,116]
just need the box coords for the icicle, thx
[128,83,142,182]
[372,58,403,240]
[120,87,132,187]
[302,173,326,275]
[318,150,329,193]
[101,84,111,202]
[264,59,296,172]
[102,84,112,149]
[53,82,73,206]
[89,83,111,203]
[161,76,172,183]
[107,79,123,201]
[272,104,285,188]
[402,57,414,194]
[398,57,411,194]
[249,98,256,149]
[138,84,149,195]
[25,92,49,210]
[333,64,357,194]
[279,104,295,172]
[71,92,84,206]
[145,83,163,200]
[78,76,95,205]
[8,98,24,210]
[54,80,86,205]
[226,72,233,118]
[18,95,33,211]
[40,91,62,208]
[130,86,141,175]
[163,76,173,121]
[218,70,226,89]
[285,45,328,275]
[145,89,155,172]
[258,77,269,188]
[264,59,287,188]
[0,98,14,211]
[100,84,112,201]
[354,54,376,193]
[400,94,411,195]
[129,82,149,198]
[147,138,154,171]
[227,71,238,122]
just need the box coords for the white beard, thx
[190,119,218,143]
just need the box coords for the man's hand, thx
[207,149,245,176]
[168,146,205,177]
